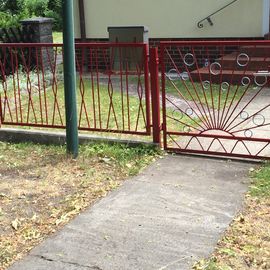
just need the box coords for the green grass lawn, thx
[164,79,250,138]
[6,80,149,133]
[52,32,63,44]
[250,164,270,197]
[131,76,248,135]
[2,67,250,142]
[131,74,247,111]
[166,80,247,110]
[2,71,193,140]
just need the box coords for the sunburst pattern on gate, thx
[161,41,270,159]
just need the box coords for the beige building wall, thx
[74,0,269,39]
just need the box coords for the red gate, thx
[160,41,270,159]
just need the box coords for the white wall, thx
[263,0,270,35]
[74,0,269,39]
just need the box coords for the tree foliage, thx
[0,0,63,30]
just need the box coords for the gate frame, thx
[158,40,270,160]
[149,47,161,145]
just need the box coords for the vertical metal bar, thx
[10,49,18,122]
[161,44,167,150]
[119,47,125,130]
[205,46,217,128]
[149,47,161,145]
[35,47,44,124]
[0,49,8,124]
[95,48,102,129]
[40,46,48,124]
[125,56,131,131]
[63,0,79,158]
[143,45,151,134]
[89,48,97,128]
[15,49,23,123]
[0,75,3,126]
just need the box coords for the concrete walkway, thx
[9,155,252,270]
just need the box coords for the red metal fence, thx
[2,40,270,160]
[160,40,270,159]
[0,43,151,136]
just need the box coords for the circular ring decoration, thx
[183,125,191,133]
[240,111,249,120]
[184,53,195,67]
[237,53,250,67]
[203,80,210,90]
[241,76,251,86]
[181,71,189,81]
[210,62,222,76]
[252,114,265,126]
[167,69,180,81]
[254,75,267,87]
[244,130,253,138]
[185,108,194,116]
[221,82,230,92]
[172,109,183,120]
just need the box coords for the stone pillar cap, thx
[20,17,54,24]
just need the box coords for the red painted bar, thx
[149,47,161,145]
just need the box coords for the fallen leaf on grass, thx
[11,219,21,231]
[23,228,41,240]
[99,157,112,164]
[234,214,245,223]
[55,214,69,226]
[218,248,237,257]
[0,193,8,198]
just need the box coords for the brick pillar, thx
[20,18,54,69]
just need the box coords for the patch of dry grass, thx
[0,142,160,269]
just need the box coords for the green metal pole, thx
[62,0,79,158]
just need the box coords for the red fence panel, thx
[0,43,151,136]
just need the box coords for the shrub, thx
[0,0,62,30]
[23,0,49,17]
[47,0,62,31]
[0,11,21,28]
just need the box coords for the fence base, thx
[0,128,156,148]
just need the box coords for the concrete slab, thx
[8,155,252,270]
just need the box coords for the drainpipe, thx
[78,0,86,41]
[63,0,79,158]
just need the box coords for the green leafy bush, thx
[0,11,20,28]
[0,0,62,31]
[23,0,49,17]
